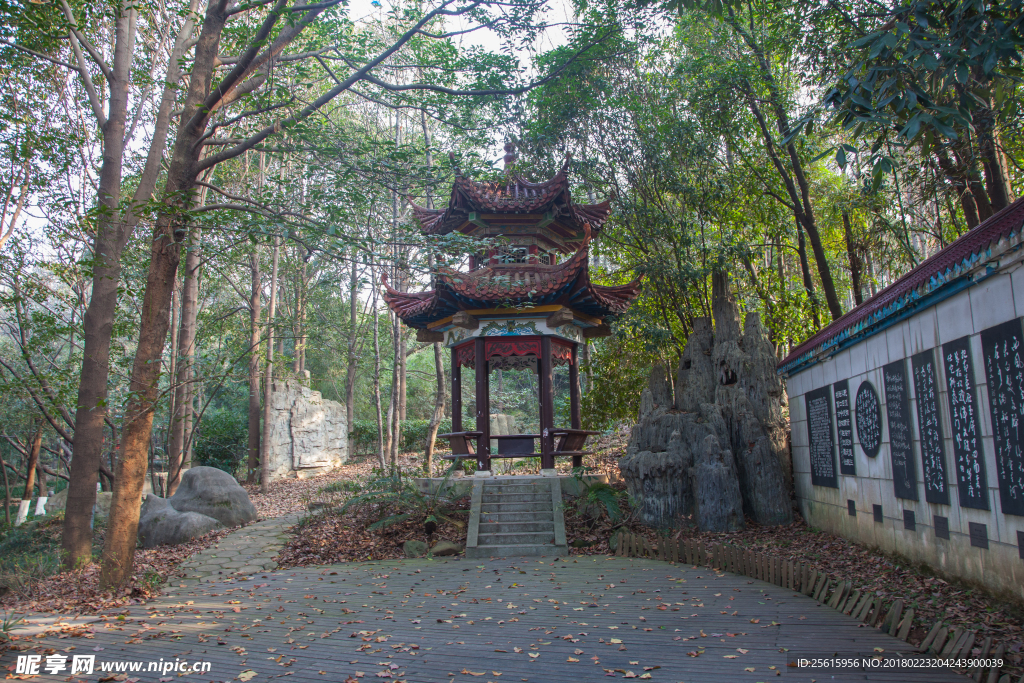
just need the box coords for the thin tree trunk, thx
[399,326,407,422]
[843,210,863,306]
[371,254,385,470]
[419,107,444,474]
[292,253,308,375]
[260,236,280,492]
[387,313,400,466]
[0,454,10,525]
[425,340,445,475]
[796,221,819,328]
[247,250,262,483]
[728,5,841,320]
[167,282,180,458]
[344,251,359,435]
[167,226,201,496]
[936,150,982,228]
[390,112,403,464]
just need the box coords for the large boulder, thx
[44,488,67,515]
[403,540,428,558]
[429,540,463,556]
[138,495,223,548]
[168,466,257,527]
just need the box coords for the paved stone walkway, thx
[7,513,303,640]
[3,551,966,682]
[168,513,303,591]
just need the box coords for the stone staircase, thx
[465,477,568,558]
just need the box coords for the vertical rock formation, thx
[265,379,348,481]
[620,271,792,531]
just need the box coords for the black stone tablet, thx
[805,386,838,489]
[911,349,950,505]
[855,381,882,458]
[980,319,1024,517]
[941,336,990,510]
[884,360,919,501]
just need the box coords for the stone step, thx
[482,484,550,494]
[478,511,554,523]
[466,543,569,559]
[482,492,550,503]
[477,531,555,546]
[479,521,554,534]
[480,502,551,513]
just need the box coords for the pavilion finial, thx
[503,142,517,170]
[559,152,572,173]
[448,152,463,177]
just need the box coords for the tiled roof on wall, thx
[778,197,1024,376]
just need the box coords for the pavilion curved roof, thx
[410,160,613,244]
[382,243,642,329]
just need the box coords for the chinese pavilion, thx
[383,147,641,475]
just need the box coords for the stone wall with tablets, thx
[783,269,1024,602]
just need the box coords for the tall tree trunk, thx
[425,341,445,475]
[167,226,201,496]
[388,313,400,466]
[842,211,863,306]
[98,1,228,588]
[389,113,403,462]
[399,327,407,421]
[247,250,262,483]
[23,423,42,498]
[62,4,137,568]
[63,0,195,569]
[260,236,281,493]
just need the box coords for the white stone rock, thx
[265,379,348,481]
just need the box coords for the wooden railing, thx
[611,530,1018,683]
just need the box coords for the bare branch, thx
[0,358,74,443]
[68,31,107,127]
[0,39,78,71]
[197,0,469,171]
[58,0,114,81]
[196,96,293,150]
